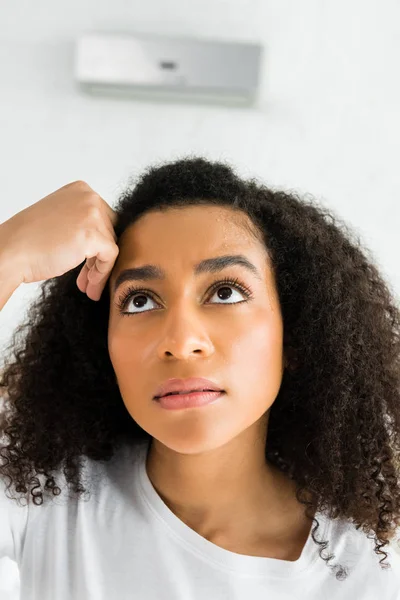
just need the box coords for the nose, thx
[155,309,214,360]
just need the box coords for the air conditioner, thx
[74,31,263,106]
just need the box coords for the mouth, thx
[155,390,225,410]
[157,388,217,398]
[153,377,224,401]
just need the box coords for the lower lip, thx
[155,390,225,410]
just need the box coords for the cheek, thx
[107,330,151,414]
[107,327,143,376]
[227,315,284,403]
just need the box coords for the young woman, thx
[0,157,399,599]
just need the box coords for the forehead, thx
[118,205,261,254]
[108,205,271,293]
[108,205,278,307]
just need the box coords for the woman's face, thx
[107,205,285,454]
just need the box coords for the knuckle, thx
[70,180,89,189]
[86,203,102,221]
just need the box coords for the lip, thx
[153,377,224,399]
[156,390,225,410]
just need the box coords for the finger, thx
[77,261,107,299]
[86,256,97,270]
[86,266,111,301]
[76,256,98,291]
[84,230,120,297]
[76,248,114,297]
[76,229,118,297]
[76,263,89,293]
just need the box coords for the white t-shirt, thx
[1,439,400,599]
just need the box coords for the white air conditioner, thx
[74,31,263,106]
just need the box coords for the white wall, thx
[1,0,400,595]
[1,0,400,352]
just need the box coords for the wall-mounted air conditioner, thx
[74,31,263,106]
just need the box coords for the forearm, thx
[0,221,23,311]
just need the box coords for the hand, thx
[3,180,120,301]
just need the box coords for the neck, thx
[145,415,305,545]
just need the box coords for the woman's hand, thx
[2,180,119,301]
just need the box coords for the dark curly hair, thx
[1,156,400,581]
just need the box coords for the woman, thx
[0,157,400,599]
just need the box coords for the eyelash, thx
[115,276,254,316]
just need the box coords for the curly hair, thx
[1,156,400,581]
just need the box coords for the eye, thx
[115,277,254,316]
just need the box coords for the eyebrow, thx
[113,254,263,293]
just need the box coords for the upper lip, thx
[154,378,224,399]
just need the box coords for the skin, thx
[107,205,314,560]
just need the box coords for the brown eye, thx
[116,277,253,316]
